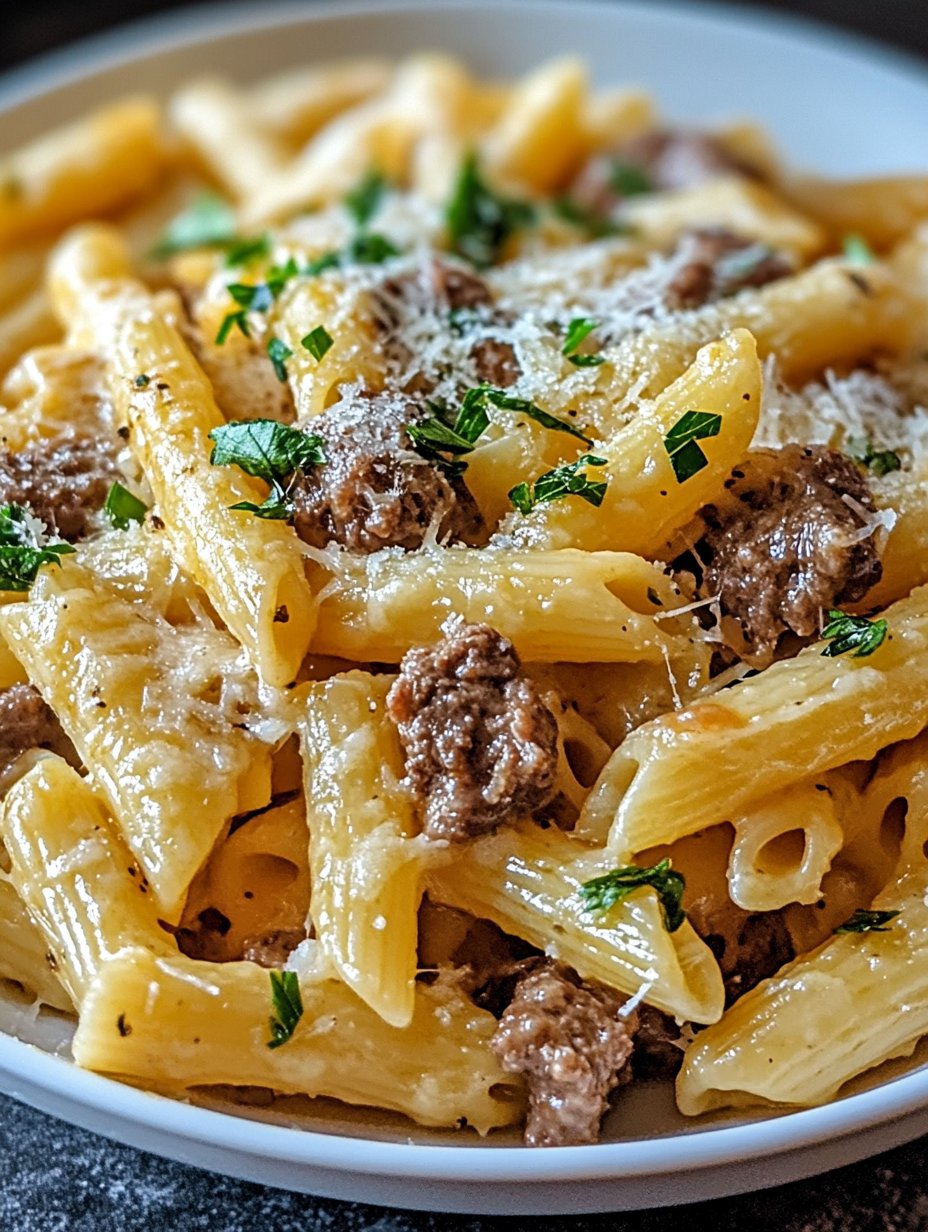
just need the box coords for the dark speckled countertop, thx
[4,1,928,1227]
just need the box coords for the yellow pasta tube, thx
[426,822,724,1023]
[0,560,275,920]
[677,860,928,1113]
[72,946,523,1133]
[0,98,167,246]
[48,225,316,686]
[249,58,393,145]
[784,174,928,250]
[297,672,433,1029]
[0,754,170,1005]
[0,874,73,1011]
[516,329,761,555]
[582,586,928,855]
[0,289,59,378]
[310,545,701,664]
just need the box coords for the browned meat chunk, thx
[570,128,759,216]
[490,961,637,1147]
[664,228,792,311]
[290,393,486,554]
[386,620,558,841]
[633,1003,685,1079]
[688,897,795,1007]
[0,435,119,542]
[241,929,307,968]
[698,445,884,665]
[373,257,520,389]
[0,684,78,781]
[175,907,233,963]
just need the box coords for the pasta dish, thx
[2,51,928,1148]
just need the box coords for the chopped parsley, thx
[847,435,901,478]
[480,387,593,444]
[267,969,303,1049]
[509,453,608,515]
[151,193,238,259]
[820,609,888,659]
[305,232,400,276]
[224,234,272,267]
[834,908,899,934]
[266,336,293,382]
[0,503,74,592]
[103,483,148,530]
[609,161,653,197]
[562,317,605,368]
[344,169,387,227]
[209,419,326,520]
[663,410,723,483]
[843,233,875,265]
[579,858,686,932]
[134,374,150,389]
[302,325,334,362]
[552,196,629,238]
[446,152,536,268]
[215,258,300,343]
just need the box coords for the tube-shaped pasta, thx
[249,58,393,145]
[72,946,523,1134]
[0,875,73,1011]
[581,586,928,855]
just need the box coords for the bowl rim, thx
[2,0,928,1187]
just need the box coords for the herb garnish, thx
[834,908,899,934]
[215,257,300,343]
[609,161,653,197]
[663,410,723,483]
[847,435,901,478]
[446,152,536,268]
[305,232,400,276]
[552,197,629,239]
[151,193,238,259]
[579,858,686,932]
[509,454,608,515]
[562,317,605,368]
[344,169,387,227]
[267,969,303,1049]
[302,325,334,362]
[266,337,293,382]
[209,419,326,519]
[820,609,888,658]
[134,374,150,389]
[0,503,74,592]
[224,234,272,267]
[843,233,875,265]
[103,483,149,530]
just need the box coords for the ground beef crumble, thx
[664,228,793,311]
[289,392,485,554]
[0,684,78,782]
[386,620,558,841]
[0,434,119,542]
[687,896,795,1007]
[697,444,884,665]
[241,929,308,968]
[490,960,638,1147]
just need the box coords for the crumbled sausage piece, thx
[373,257,520,389]
[698,445,884,665]
[664,228,792,311]
[688,896,795,1006]
[242,929,308,968]
[0,684,78,783]
[570,128,759,216]
[632,1003,685,1079]
[175,907,233,963]
[490,961,638,1147]
[386,620,558,841]
[290,393,486,554]
[0,435,119,541]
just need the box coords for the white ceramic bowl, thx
[4,0,928,1214]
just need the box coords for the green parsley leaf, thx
[847,435,902,478]
[216,310,249,344]
[552,197,630,239]
[267,969,303,1049]
[843,233,875,265]
[305,232,400,276]
[209,419,326,519]
[509,453,608,515]
[834,908,899,934]
[0,503,75,592]
[344,169,387,227]
[224,233,272,267]
[446,152,536,268]
[562,317,605,368]
[609,161,653,197]
[663,410,723,483]
[302,325,334,362]
[266,337,293,382]
[580,858,686,932]
[480,386,593,445]
[216,258,300,344]
[151,192,238,259]
[820,609,888,659]
[134,374,150,389]
[103,483,148,531]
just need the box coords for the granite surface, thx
[4,1,928,1229]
